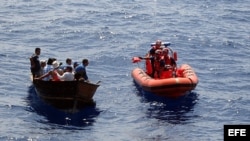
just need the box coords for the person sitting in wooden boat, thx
[42,58,57,81]
[74,59,89,82]
[61,58,74,72]
[39,60,46,76]
[30,48,41,79]
[55,66,74,81]
[73,62,79,69]
[35,61,62,81]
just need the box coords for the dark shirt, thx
[75,64,88,80]
[149,46,162,56]
[149,47,156,56]
[30,54,40,72]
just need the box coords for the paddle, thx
[132,57,142,63]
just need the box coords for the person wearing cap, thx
[30,48,41,79]
[73,62,79,69]
[74,59,89,82]
[36,60,61,81]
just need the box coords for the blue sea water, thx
[0,0,249,140]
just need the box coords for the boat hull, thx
[131,64,198,98]
[33,80,100,110]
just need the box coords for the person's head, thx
[40,60,46,68]
[35,48,41,55]
[57,69,64,75]
[47,58,56,65]
[73,62,79,68]
[162,48,169,56]
[65,66,73,72]
[82,59,89,67]
[66,58,72,65]
[155,49,162,59]
[155,40,162,49]
[52,61,60,69]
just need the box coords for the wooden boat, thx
[132,43,198,98]
[32,80,100,110]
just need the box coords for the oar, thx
[132,56,152,62]
[132,57,142,63]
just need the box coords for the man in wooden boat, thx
[55,66,74,81]
[39,60,46,76]
[42,58,57,81]
[35,61,62,81]
[74,59,89,82]
[73,62,79,69]
[61,58,74,72]
[30,48,41,80]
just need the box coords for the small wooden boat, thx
[32,80,100,110]
[132,42,198,98]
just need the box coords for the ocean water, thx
[0,0,249,140]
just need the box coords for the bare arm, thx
[35,71,52,80]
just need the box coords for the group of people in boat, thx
[140,40,178,79]
[30,48,90,82]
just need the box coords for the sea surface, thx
[0,0,249,141]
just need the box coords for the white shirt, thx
[57,72,74,81]
[42,65,53,81]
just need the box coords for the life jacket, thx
[176,68,184,77]
[152,56,165,78]
[154,60,161,71]
[158,55,175,79]
[164,55,171,66]
[154,56,164,70]
[160,70,173,79]
[145,59,152,75]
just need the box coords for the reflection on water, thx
[25,85,101,128]
[133,82,199,124]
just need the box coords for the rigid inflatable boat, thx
[131,42,198,98]
[132,64,198,98]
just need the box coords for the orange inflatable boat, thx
[131,64,198,98]
[132,42,198,98]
